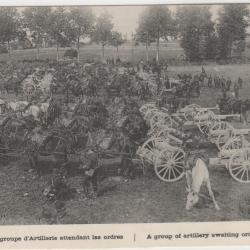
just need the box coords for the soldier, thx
[220,76,226,90]
[164,75,170,89]
[238,77,243,89]
[119,134,137,179]
[80,149,100,198]
[233,81,240,99]
[221,84,227,99]
[208,74,213,88]
[226,77,232,91]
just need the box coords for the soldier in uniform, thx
[80,149,100,198]
[238,77,243,89]
[119,134,137,179]
[208,74,213,88]
[233,81,240,99]
[226,77,232,91]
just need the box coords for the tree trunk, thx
[56,42,59,62]
[7,41,11,59]
[116,46,119,63]
[146,32,149,62]
[77,36,80,63]
[229,40,233,58]
[36,43,39,60]
[131,43,134,63]
[102,44,105,62]
[156,30,160,63]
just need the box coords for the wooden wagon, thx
[209,136,250,183]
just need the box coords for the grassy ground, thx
[1,66,250,224]
[0,43,183,63]
[1,46,250,224]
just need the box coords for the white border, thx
[1,0,250,6]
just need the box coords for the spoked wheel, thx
[139,103,156,116]
[184,109,198,121]
[2,118,28,149]
[137,137,168,165]
[150,112,173,129]
[229,150,250,183]
[154,147,185,182]
[195,110,220,136]
[148,123,169,137]
[144,108,159,124]
[221,135,247,151]
[208,121,234,150]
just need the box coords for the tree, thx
[217,5,249,59]
[136,20,155,62]
[23,7,52,60]
[0,7,21,58]
[67,7,95,62]
[92,12,113,62]
[109,31,125,62]
[176,6,216,61]
[47,7,70,61]
[138,6,175,62]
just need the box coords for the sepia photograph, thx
[0,2,250,228]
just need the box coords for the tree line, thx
[0,5,249,62]
[0,7,125,62]
[136,5,250,62]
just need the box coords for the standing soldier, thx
[226,77,232,91]
[238,77,243,89]
[164,75,170,89]
[208,74,213,88]
[80,149,100,198]
[221,76,226,90]
[233,81,240,99]
[214,76,218,88]
[119,134,137,179]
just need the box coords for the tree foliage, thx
[67,7,95,61]
[217,5,249,59]
[176,6,216,61]
[47,7,70,61]
[23,7,52,59]
[0,7,21,54]
[137,6,176,62]
[109,31,125,48]
[91,12,114,60]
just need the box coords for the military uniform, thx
[80,150,100,197]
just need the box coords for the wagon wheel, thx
[2,118,28,149]
[221,135,247,151]
[208,121,234,149]
[144,108,159,124]
[137,137,168,165]
[150,112,173,129]
[229,150,250,183]
[194,110,219,136]
[139,103,156,115]
[184,108,198,121]
[154,147,185,182]
[148,123,169,137]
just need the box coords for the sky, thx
[16,4,245,39]
[91,5,221,38]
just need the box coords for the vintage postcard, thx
[0,1,250,249]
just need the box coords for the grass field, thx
[1,46,250,224]
[0,43,183,63]
[1,68,250,224]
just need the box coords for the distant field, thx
[0,43,184,63]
